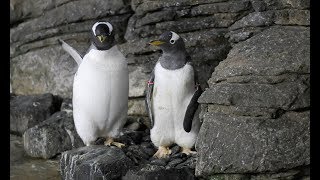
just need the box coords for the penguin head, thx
[149,31,186,53]
[91,21,115,50]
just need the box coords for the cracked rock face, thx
[196,25,310,177]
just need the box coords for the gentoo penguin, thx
[146,31,202,158]
[59,21,128,147]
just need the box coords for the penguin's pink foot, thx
[104,137,125,148]
[181,147,196,155]
[153,146,172,158]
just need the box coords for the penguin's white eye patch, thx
[92,22,113,36]
[169,31,179,44]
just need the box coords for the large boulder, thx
[23,111,84,159]
[195,111,309,175]
[10,93,62,135]
[60,145,134,180]
[196,25,310,177]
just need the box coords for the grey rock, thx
[195,111,310,176]
[123,164,196,180]
[208,174,250,180]
[10,45,79,98]
[156,13,240,33]
[166,158,185,168]
[11,14,131,58]
[250,169,303,180]
[23,111,84,159]
[60,98,72,112]
[10,0,70,25]
[134,0,228,16]
[207,104,280,118]
[150,159,168,166]
[253,0,310,10]
[229,11,274,31]
[170,145,181,155]
[274,9,310,26]
[226,27,265,43]
[199,81,309,110]
[191,1,251,15]
[175,157,197,169]
[128,99,148,116]
[10,134,61,179]
[10,93,62,135]
[135,10,176,27]
[10,0,131,44]
[211,26,310,82]
[60,145,134,180]
[10,134,25,165]
[129,66,149,98]
[230,9,310,31]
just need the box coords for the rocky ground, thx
[10,93,198,180]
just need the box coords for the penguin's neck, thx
[160,50,187,70]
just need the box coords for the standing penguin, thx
[146,31,202,158]
[59,21,128,147]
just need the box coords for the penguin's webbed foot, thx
[153,146,172,158]
[104,137,125,148]
[181,147,196,155]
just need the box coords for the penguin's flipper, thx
[145,69,155,128]
[183,63,202,132]
[58,39,83,66]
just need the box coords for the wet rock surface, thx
[10,134,61,180]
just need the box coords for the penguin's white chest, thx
[151,62,196,146]
[72,46,128,144]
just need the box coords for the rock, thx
[199,81,309,111]
[134,0,228,16]
[156,13,240,33]
[128,99,148,116]
[191,1,251,15]
[60,145,134,180]
[10,93,62,135]
[195,111,310,176]
[60,98,72,113]
[23,111,84,159]
[150,159,168,166]
[166,158,185,169]
[10,45,79,98]
[210,26,310,82]
[10,0,131,44]
[10,0,70,25]
[229,9,310,31]
[175,157,197,169]
[229,11,274,31]
[129,66,150,98]
[123,164,196,180]
[208,174,250,180]
[10,134,61,179]
[274,9,310,26]
[135,10,176,27]
[10,134,25,165]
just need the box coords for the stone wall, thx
[10,0,310,179]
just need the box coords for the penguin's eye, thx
[170,40,175,44]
